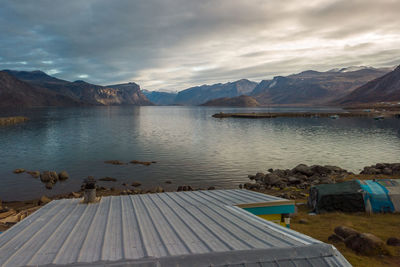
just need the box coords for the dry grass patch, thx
[291,204,400,267]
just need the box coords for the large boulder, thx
[58,170,69,181]
[310,165,332,175]
[292,164,313,177]
[263,173,281,185]
[387,237,400,246]
[40,171,59,184]
[334,226,359,239]
[254,172,265,181]
[328,234,345,243]
[345,233,390,256]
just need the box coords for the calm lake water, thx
[1,106,400,201]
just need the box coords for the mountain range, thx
[337,65,400,104]
[1,65,399,108]
[250,67,391,106]
[0,70,152,108]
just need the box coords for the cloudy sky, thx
[1,0,400,91]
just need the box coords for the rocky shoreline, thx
[243,163,400,199]
[212,110,400,119]
[0,116,28,126]
[1,162,400,232]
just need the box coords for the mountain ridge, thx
[2,70,153,107]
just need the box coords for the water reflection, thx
[0,106,399,201]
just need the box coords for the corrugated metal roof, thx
[0,189,351,267]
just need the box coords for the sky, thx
[1,0,400,92]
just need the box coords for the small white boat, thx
[374,116,384,120]
[330,115,339,119]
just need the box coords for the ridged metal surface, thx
[0,189,350,266]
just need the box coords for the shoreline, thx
[212,110,400,119]
[2,162,399,232]
[0,116,28,126]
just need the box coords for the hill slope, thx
[142,90,177,105]
[0,71,81,108]
[251,68,390,105]
[3,70,153,106]
[174,79,257,105]
[338,65,400,104]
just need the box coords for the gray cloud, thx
[0,0,399,91]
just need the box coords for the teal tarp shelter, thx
[308,179,400,213]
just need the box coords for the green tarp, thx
[308,180,365,213]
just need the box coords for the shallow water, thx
[0,106,399,201]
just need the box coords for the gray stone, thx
[263,173,281,185]
[40,171,58,184]
[386,237,400,246]
[288,177,301,184]
[334,226,359,239]
[58,170,69,181]
[293,164,313,176]
[132,181,142,187]
[13,168,25,174]
[328,234,344,243]
[254,172,265,181]
[345,233,389,256]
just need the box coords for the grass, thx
[291,203,400,266]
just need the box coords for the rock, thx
[130,160,152,166]
[293,164,313,176]
[165,180,172,184]
[177,185,193,191]
[263,173,281,185]
[361,167,381,175]
[131,181,142,187]
[319,177,334,184]
[382,168,392,175]
[248,175,255,180]
[104,160,125,165]
[122,183,127,186]
[58,170,69,181]
[27,171,40,178]
[71,192,81,198]
[0,210,16,220]
[268,168,273,173]
[328,234,345,243]
[272,169,287,178]
[155,186,164,193]
[310,165,332,175]
[40,171,58,184]
[248,183,261,190]
[287,177,301,184]
[239,184,243,189]
[45,183,53,189]
[13,168,25,174]
[324,165,346,173]
[387,237,400,246]
[334,226,359,239]
[345,233,389,256]
[99,177,117,182]
[254,172,265,181]
[208,186,215,190]
[298,218,309,224]
[39,195,51,205]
